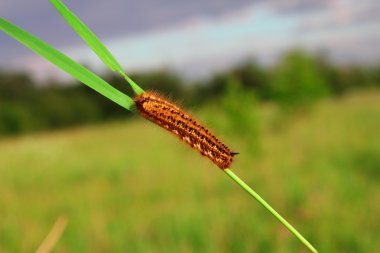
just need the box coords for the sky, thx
[1,0,380,81]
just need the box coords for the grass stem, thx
[35,216,68,253]
[223,168,318,253]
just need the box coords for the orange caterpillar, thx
[133,92,237,169]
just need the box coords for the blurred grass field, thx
[0,90,379,253]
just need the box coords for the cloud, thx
[1,0,254,43]
[0,0,254,65]
[295,0,380,32]
[1,0,380,81]
[266,0,333,15]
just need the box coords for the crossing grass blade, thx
[50,0,144,96]
[0,18,135,111]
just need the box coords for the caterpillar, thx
[133,91,237,169]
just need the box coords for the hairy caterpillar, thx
[133,92,237,169]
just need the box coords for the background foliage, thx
[1,49,379,136]
[0,49,379,252]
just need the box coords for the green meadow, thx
[0,90,379,253]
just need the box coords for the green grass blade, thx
[50,0,144,96]
[0,17,135,111]
[224,169,318,253]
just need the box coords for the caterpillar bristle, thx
[133,91,235,169]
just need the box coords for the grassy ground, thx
[0,90,379,253]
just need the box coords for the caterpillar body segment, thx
[133,92,236,169]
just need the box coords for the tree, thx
[270,49,330,111]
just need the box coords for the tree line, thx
[0,49,379,136]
